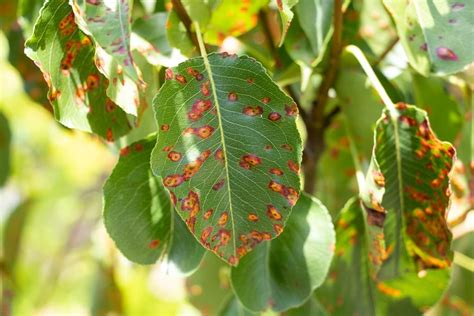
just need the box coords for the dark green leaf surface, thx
[0,111,11,186]
[363,103,455,308]
[231,193,335,312]
[151,53,302,265]
[166,9,196,56]
[72,0,143,116]
[219,296,258,316]
[25,0,131,141]
[104,136,205,272]
[384,0,474,75]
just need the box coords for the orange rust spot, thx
[105,99,116,112]
[269,168,284,176]
[163,174,184,187]
[148,239,160,249]
[86,73,100,90]
[218,212,229,226]
[203,209,213,220]
[262,232,272,240]
[201,227,213,243]
[377,283,401,297]
[106,128,114,142]
[161,124,169,131]
[281,144,293,151]
[268,112,281,121]
[285,103,298,116]
[200,81,210,96]
[266,205,282,220]
[273,224,284,235]
[169,191,177,205]
[167,151,182,162]
[197,125,214,139]
[212,179,225,191]
[165,68,174,80]
[250,231,263,243]
[262,96,271,104]
[119,146,130,156]
[228,91,238,101]
[175,74,187,84]
[373,171,385,186]
[248,213,259,222]
[243,105,263,116]
[287,160,300,174]
[163,146,172,152]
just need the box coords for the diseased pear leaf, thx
[276,0,299,46]
[25,0,131,141]
[384,0,474,75]
[363,103,455,308]
[104,136,205,273]
[151,52,302,266]
[71,0,144,116]
[230,193,335,312]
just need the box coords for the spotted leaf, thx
[104,136,205,273]
[25,0,131,141]
[72,0,143,116]
[384,0,474,75]
[231,193,335,312]
[362,103,454,306]
[151,53,302,265]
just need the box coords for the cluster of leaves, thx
[1,0,473,315]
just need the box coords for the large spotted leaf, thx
[384,0,474,75]
[230,193,335,312]
[151,53,302,266]
[25,0,131,141]
[363,103,454,305]
[71,0,143,116]
[104,136,205,273]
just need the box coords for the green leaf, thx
[203,0,268,45]
[219,295,258,316]
[411,73,463,142]
[0,111,11,186]
[25,0,131,141]
[384,0,474,75]
[294,0,334,66]
[151,53,302,265]
[317,198,379,316]
[230,193,335,312]
[104,136,205,272]
[363,103,455,308]
[166,9,196,57]
[276,0,299,46]
[72,0,144,116]
[186,253,232,315]
[131,13,175,67]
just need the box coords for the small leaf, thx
[276,0,299,46]
[72,0,143,115]
[151,53,302,265]
[104,136,205,273]
[363,103,454,308]
[230,193,335,312]
[0,111,11,186]
[25,0,131,141]
[384,0,474,75]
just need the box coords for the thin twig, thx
[171,0,200,50]
[373,36,399,66]
[303,0,344,194]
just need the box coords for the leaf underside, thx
[151,52,302,266]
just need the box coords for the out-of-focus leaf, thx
[151,53,302,266]
[275,0,299,46]
[363,103,455,309]
[294,0,333,67]
[384,0,474,75]
[204,0,268,45]
[131,13,176,67]
[186,253,232,315]
[25,0,131,141]
[412,73,463,142]
[72,0,144,116]
[181,0,215,28]
[104,136,205,272]
[427,232,474,316]
[231,193,335,312]
[284,297,328,316]
[2,200,30,273]
[91,264,123,316]
[17,0,45,37]
[166,9,196,56]
[0,111,11,186]
[284,17,318,67]
[219,295,258,316]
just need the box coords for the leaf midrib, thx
[197,39,237,256]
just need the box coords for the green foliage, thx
[1,0,473,314]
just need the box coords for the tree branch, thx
[303,0,344,194]
[171,0,200,50]
[373,36,399,66]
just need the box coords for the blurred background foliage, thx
[0,0,473,315]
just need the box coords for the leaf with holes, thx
[384,0,474,75]
[104,136,205,273]
[72,0,144,115]
[362,103,454,308]
[276,0,299,46]
[150,52,302,265]
[25,0,131,141]
[230,193,335,312]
